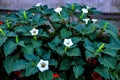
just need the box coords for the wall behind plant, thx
[0,0,120,12]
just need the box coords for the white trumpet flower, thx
[82,8,88,14]
[35,3,41,7]
[54,7,62,14]
[83,18,90,24]
[63,39,73,47]
[92,19,98,23]
[30,28,39,36]
[86,6,90,9]
[37,59,49,72]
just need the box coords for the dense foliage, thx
[0,3,120,80]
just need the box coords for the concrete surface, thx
[0,0,120,12]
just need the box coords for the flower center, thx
[41,62,46,68]
[33,30,37,34]
[66,42,70,45]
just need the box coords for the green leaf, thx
[38,70,53,80]
[89,31,97,40]
[85,50,95,59]
[59,59,71,70]
[117,63,120,71]
[50,14,61,22]
[15,26,31,36]
[73,24,84,34]
[0,36,7,46]
[84,38,92,47]
[12,60,27,71]
[95,65,110,79]
[56,47,64,56]
[41,7,53,15]
[102,49,117,57]
[31,39,42,48]
[60,28,72,39]
[25,62,39,77]
[22,44,34,54]
[105,22,118,37]
[30,14,42,26]
[98,56,117,69]
[35,48,43,56]
[39,29,49,38]
[7,31,17,37]
[66,48,81,56]
[72,37,81,44]
[110,74,116,80]
[52,36,61,46]
[48,36,61,50]
[85,26,95,34]
[4,40,17,56]
[32,14,41,21]
[3,56,18,74]
[110,71,120,80]
[41,31,49,38]
[76,58,86,65]
[38,18,47,26]
[106,38,120,50]
[85,46,94,52]
[7,13,19,21]
[42,52,51,60]
[49,59,58,68]
[61,11,69,21]
[52,23,61,30]
[18,41,25,47]
[98,20,119,38]
[73,65,84,79]
[106,30,117,38]
[48,42,56,50]
[49,36,61,47]
[24,53,39,62]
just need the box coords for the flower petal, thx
[54,7,62,13]
[35,3,41,6]
[82,8,88,14]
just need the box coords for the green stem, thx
[1,32,5,36]
[64,46,68,52]
[91,26,95,30]
[15,36,19,43]
[79,13,84,19]
[72,4,74,11]
[96,43,105,54]
[0,28,5,36]
[34,36,37,40]
[0,28,2,32]
[44,72,46,80]
[103,22,108,30]
[81,32,85,40]
[6,20,10,28]
[59,13,62,19]
[23,10,27,20]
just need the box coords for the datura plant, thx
[0,3,120,80]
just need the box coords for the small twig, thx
[45,16,55,31]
